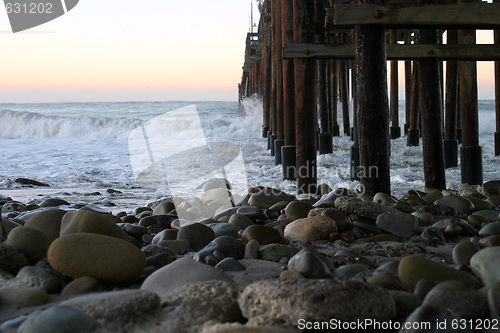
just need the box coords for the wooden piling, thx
[293,0,317,195]
[407,61,420,146]
[390,29,401,139]
[458,0,482,185]
[282,0,297,180]
[355,0,390,196]
[444,29,459,168]
[261,7,272,139]
[416,3,446,190]
[404,31,412,135]
[329,59,340,136]
[274,0,285,165]
[339,56,351,137]
[495,0,500,156]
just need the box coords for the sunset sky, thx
[0,0,496,103]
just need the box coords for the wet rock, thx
[375,211,419,238]
[479,222,500,237]
[61,276,103,296]
[23,209,65,243]
[39,198,70,207]
[0,243,30,274]
[239,279,396,325]
[48,233,146,284]
[470,246,500,286]
[287,247,334,279]
[284,215,337,244]
[472,210,500,222]
[373,192,397,206]
[177,223,215,251]
[60,210,130,242]
[59,289,160,323]
[146,252,175,269]
[241,225,282,245]
[479,235,500,248]
[422,280,488,319]
[237,205,267,220]
[6,226,51,265]
[15,178,49,187]
[398,255,479,292]
[17,306,95,333]
[139,214,176,228]
[483,180,500,196]
[453,240,481,266]
[244,239,259,259]
[157,239,189,253]
[152,200,176,215]
[248,188,296,209]
[194,235,245,262]
[151,229,178,245]
[411,211,435,227]
[211,223,241,238]
[16,266,62,294]
[321,208,351,231]
[141,257,235,299]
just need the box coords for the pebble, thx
[145,252,175,269]
[283,215,337,244]
[17,306,95,333]
[335,263,368,278]
[287,247,334,279]
[241,225,282,245]
[479,235,500,248]
[157,239,189,253]
[238,279,396,325]
[321,208,351,231]
[479,221,500,237]
[470,246,500,286]
[24,209,66,243]
[59,289,160,323]
[248,187,296,209]
[388,290,422,322]
[334,196,387,219]
[139,214,177,228]
[193,235,245,263]
[367,271,406,291]
[244,239,259,259]
[435,195,475,214]
[211,222,241,238]
[422,280,488,319]
[60,210,130,242]
[422,189,443,204]
[411,211,434,226]
[6,226,51,265]
[228,213,254,229]
[152,200,176,215]
[0,285,49,306]
[215,257,246,271]
[141,257,235,299]
[399,305,460,333]
[375,211,419,238]
[472,210,500,222]
[47,233,146,284]
[16,266,62,294]
[61,276,103,296]
[284,200,313,222]
[236,205,267,219]
[373,192,397,205]
[398,255,479,292]
[259,244,298,263]
[151,229,178,245]
[162,280,243,325]
[0,243,30,274]
[483,180,500,196]
[453,239,481,266]
[176,222,215,251]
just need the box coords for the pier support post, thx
[407,62,420,146]
[293,0,317,195]
[274,0,284,165]
[458,0,482,185]
[495,3,500,156]
[417,5,446,190]
[339,57,350,137]
[261,6,272,141]
[404,31,412,135]
[329,59,340,137]
[444,29,459,168]
[355,0,390,196]
[390,29,401,139]
[282,0,297,180]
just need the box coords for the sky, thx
[0,1,496,103]
[0,0,259,102]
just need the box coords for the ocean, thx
[0,98,498,213]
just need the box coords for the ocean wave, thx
[0,109,142,140]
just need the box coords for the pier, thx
[239,0,500,196]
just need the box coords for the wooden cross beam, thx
[283,43,500,61]
[328,3,500,29]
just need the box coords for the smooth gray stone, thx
[479,222,500,237]
[376,211,419,238]
[215,257,246,271]
[287,247,334,279]
[399,305,460,333]
[193,235,245,263]
[16,266,62,294]
[177,223,215,251]
[17,306,95,333]
[453,240,481,266]
[210,223,241,238]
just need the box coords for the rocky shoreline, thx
[1,179,500,332]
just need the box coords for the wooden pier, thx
[239,0,500,196]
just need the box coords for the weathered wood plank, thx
[329,3,500,29]
[283,43,500,61]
